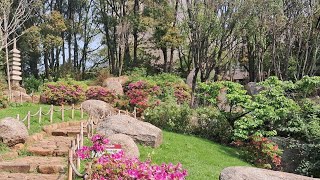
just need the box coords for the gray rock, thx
[107,134,140,158]
[102,80,124,95]
[81,100,116,120]
[219,166,317,180]
[0,117,29,146]
[97,115,163,147]
[269,137,303,173]
[245,82,264,96]
[4,90,32,103]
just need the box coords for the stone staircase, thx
[0,122,84,180]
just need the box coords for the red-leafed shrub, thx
[86,86,116,104]
[174,83,191,104]
[40,81,86,105]
[238,136,282,170]
[125,80,161,116]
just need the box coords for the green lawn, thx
[0,103,87,135]
[139,131,251,180]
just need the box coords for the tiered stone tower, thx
[9,39,22,87]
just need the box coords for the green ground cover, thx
[139,131,251,180]
[0,103,86,135]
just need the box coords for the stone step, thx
[0,156,66,174]
[0,172,65,180]
[52,126,88,137]
[27,136,73,157]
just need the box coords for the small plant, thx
[76,134,188,180]
[86,86,116,104]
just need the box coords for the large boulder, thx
[219,166,316,180]
[102,78,125,96]
[269,137,303,173]
[103,76,129,86]
[245,82,264,96]
[107,134,140,158]
[97,115,163,147]
[4,90,32,103]
[0,117,29,146]
[81,100,116,120]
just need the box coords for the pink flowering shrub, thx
[86,86,116,104]
[173,83,191,104]
[125,81,162,116]
[77,134,188,180]
[40,82,86,105]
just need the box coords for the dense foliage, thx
[40,79,86,105]
[77,134,188,180]
[85,86,116,104]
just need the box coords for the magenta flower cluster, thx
[76,134,188,180]
[86,86,116,103]
[125,81,162,116]
[41,83,86,105]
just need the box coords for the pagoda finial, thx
[13,38,17,49]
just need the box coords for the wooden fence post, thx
[118,110,120,115]
[68,148,73,180]
[16,114,20,121]
[61,104,65,121]
[27,111,31,129]
[50,105,54,123]
[38,107,42,123]
[80,122,84,147]
[134,107,137,118]
[76,134,80,170]
[71,104,75,119]
[80,104,84,119]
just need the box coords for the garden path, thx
[0,125,83,180]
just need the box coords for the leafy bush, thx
[77,134,188,180]
[144,100,192,133]
[237,136,282,170]
[40,78,86,105]
[94,68,111,86]
[294,143,320,177]
[125,80,161,116]
[0,75,8,109]
[23,75,43,93]
[194,107,232,143]
[86,86,116,104]
[128,72,191,105]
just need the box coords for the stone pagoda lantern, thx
[9,39,22,87]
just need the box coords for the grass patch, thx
[0,103,87,134]
[139,131,251,180]
[0,143,10,155]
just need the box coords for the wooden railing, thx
[16,104,84,129]
[67,107,137,180]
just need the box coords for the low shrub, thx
[77,134,188,180]
[40,78,86,105]
[194,107,233,143]
[86,86,116,104]
[125,80,161,116]
[236,136,282,170]
[23,75,43,93]
[294,142,320,177]
[0,76,8,109]
[144,100,192,133]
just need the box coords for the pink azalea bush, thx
[77,134,188,180]
[125,81,162,116]
[40,82,86,105]
[86,86,116,104]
